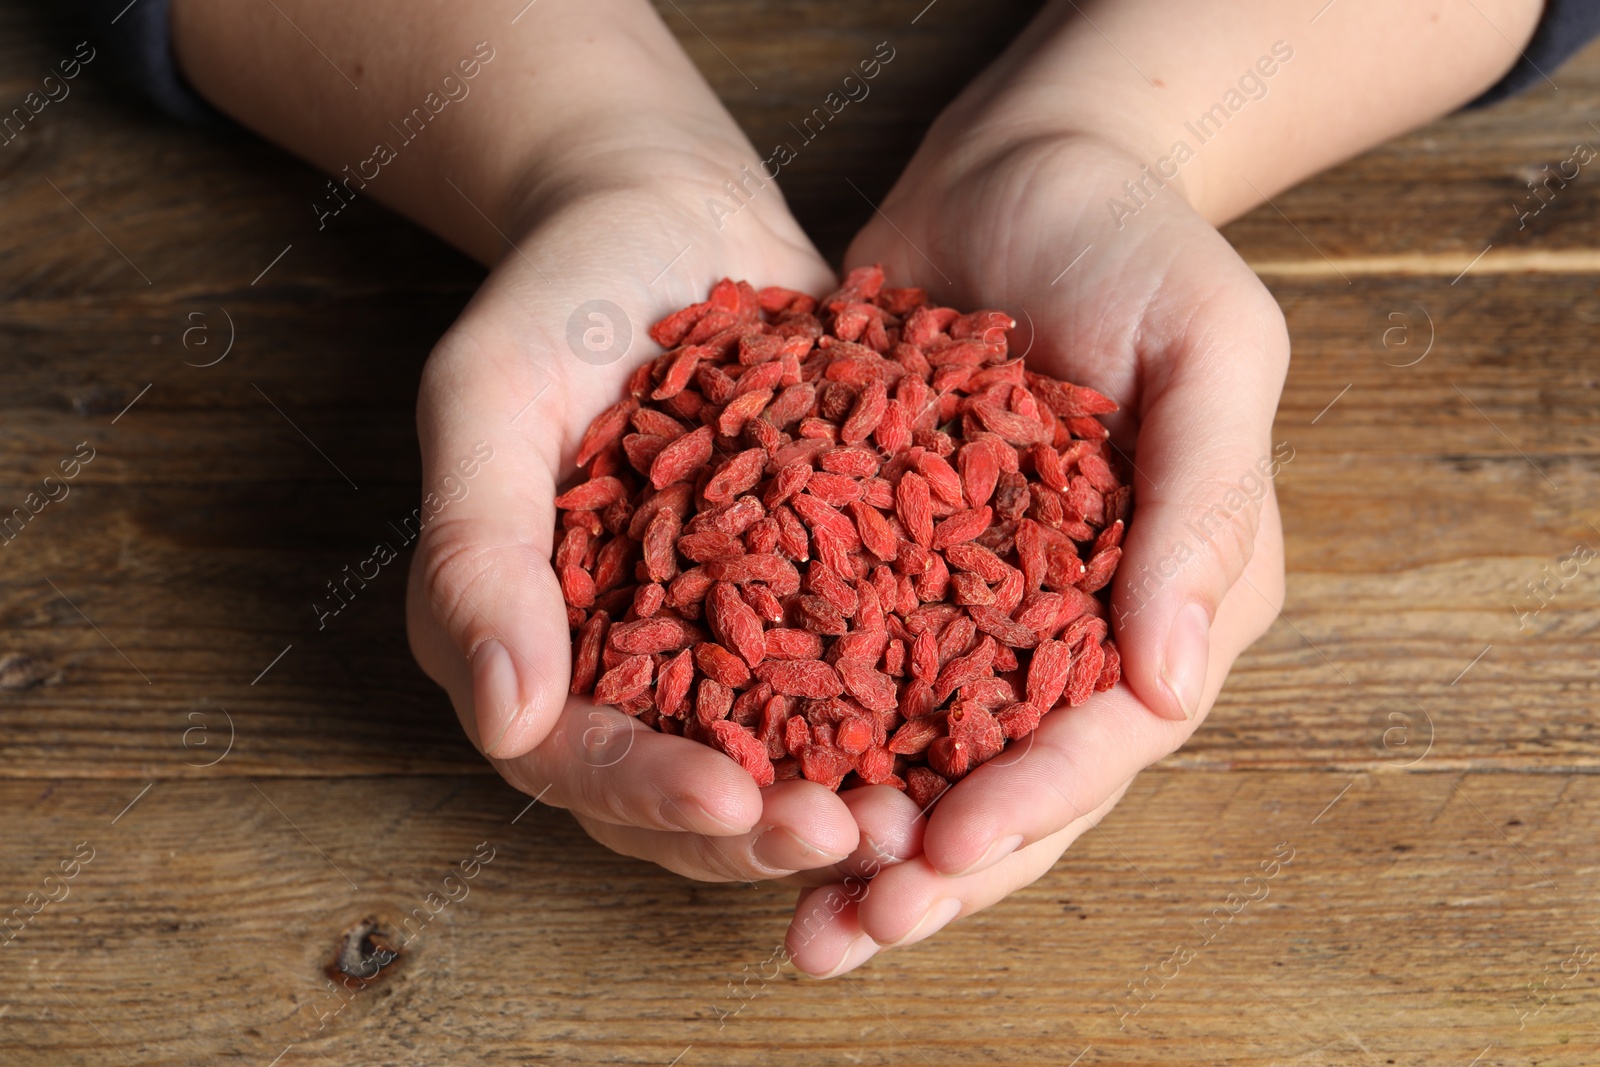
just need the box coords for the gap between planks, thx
[1248,247,1600,278]
[3,762,1598,782]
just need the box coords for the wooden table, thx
[3,2,1598,1063]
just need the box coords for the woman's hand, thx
[786,127,1289,975]
[404,131,943,882]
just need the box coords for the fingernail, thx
[950,833,1023,877]
[885,897,962,948]
[472,639,520,756]
[1159,602,1210,721]
[753,826,851,871]
[657,795,748,836]
[814,933,879,979]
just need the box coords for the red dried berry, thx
[755,659,844,699]
[558,563,596,609]
[609,616,694,655]
[695,641,753,688]
[905,766,950,809]
[706,581,767,668]
[800,743,852,790]
[996,701,1043,740]
[655,648,694,719]
[649,426,714,489]
[1095,640,1121,692]
[837,659,898,714]
[575,399,639,469]
[1066,640,1105,707]
[887,716,942,755]
[710,721,776,787]
[1026,639,1073,710]
[570,610,609,695]
[594,654,653,706]
[704,448,767,504]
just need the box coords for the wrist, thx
[880,112,1203,249]
[500,112,787,263]
[887,78,1223,243]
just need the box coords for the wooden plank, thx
[2,771,1595,1065]
[1187,270,1600,771]
[1226,40,1600,268]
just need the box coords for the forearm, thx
[940,0,1543,224]
[169,0,749,262]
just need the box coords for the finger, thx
[780,785,927,887]
[1109,246,1290,722]
[785,886,878,980]
[573,778,861,883]
[491,700,764,835]
[921,498,1283,876]
[406,318,578,761]
[840,785,925,873]
[787,786,1125,978]
[853,783,1129,953]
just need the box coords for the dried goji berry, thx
[570,610,609,695]
[1026,639,1073,710]
[710,720,776,787]
[1095,640,1121,692]
[932,506,992,551]
[967,604,1039,648]
[704,448,767,504]
[784,713,812,756]
[886,715,942,755]
[800,743,852,790]
[996,701,1042,740]
[754,659,844,699]
[609,616,694,654]
[933,635,997,702]
[696,677,734,725]
[837,659,898,714]
[642,508,681,583]
[706,581,766,668]
[649,425,714,489]
[575,399,639,469]
[695,641,753,688]
[905,766,950,809]
[654,648,694,719]
[559,563,596,609]
[594,654,653,706]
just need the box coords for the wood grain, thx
[1,0,1598,1063]
[2,772,1597,1066]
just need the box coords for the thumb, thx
[406,328,574,760]
[1111,280,1290,722]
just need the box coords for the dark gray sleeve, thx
[65,0,224,126]
[1471,0,1600,106]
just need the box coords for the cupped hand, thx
[786,130,1289,975]
[404,147,916,882]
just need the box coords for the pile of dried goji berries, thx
[555,266,1128,809]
